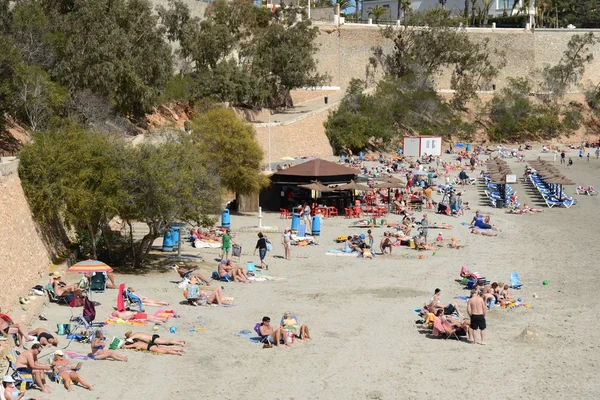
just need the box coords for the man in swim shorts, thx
[258,316,290,348]
[467,289,487,345]
[15,343,52,393]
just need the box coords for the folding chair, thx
[5,349,35,390]
[231,244,242,263]
[123,288,144,312]
[89,272,107,293]
[510,272,523,290]
[69,296,103,343]
[45,284,69,306]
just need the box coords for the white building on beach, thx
[361,0,528,23]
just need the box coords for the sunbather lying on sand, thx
[416,235,435,250]
[219,259,250,283]
[507,203,544,214]
[89,330,127,361]
[110,310,168,324]
[123,340,185,355]
[173,265,211,286]
[125,331,186,346]
[51,350,92,392]
[126,287,169,307]
[28,328,58,347]
[431,222,453,229]
[471,228,498,236]
[1,315,35,349]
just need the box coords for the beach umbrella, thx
[333,180,370,191]
[375,176,405,184]
[298,181,334,192]
[67,259,113,274]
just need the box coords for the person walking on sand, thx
[568,158,573,169]
[467,290,487,345]
[253,232,269,269]
[560,151,566,164]
[282,228,292,260]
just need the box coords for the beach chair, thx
[231,244,242,263]
[89,272,107,293]
[45,284,69,306]
[253,323,270,345]
[123,288,144,312]
[5,349,35,390]
[432,318,460,341]
[510,272,523,290]
[70,296,102,343]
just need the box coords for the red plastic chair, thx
[353,206,363,218]
[280,208,290,219]
[344,208,353,218]
[327,206,338,217]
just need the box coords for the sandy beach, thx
[14,147,600,400]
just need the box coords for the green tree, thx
[12,64,67,131]
[540,32,597,102]
[18,125,122,259]
[399,0,411,24]
[116,135,221,267]
[52,0,173,118]
[190,107,269,195]
[368,5,389,23]
[374,10,505,109]
[0,37,21,134]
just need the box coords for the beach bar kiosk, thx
[403,136,442,157]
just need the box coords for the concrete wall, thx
[0,172,51,314]
[148,0,209,19]
[313,26,600,92]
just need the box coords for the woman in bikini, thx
[126,287,170,307]
[123,339,186,356]
[281,312,312,340]
[51,350,92,392]
[124,331,186,346]
[89,330,127,361]
[28,328,58,347]
[282,228,292,260]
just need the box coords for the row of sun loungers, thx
[529,173,577,208]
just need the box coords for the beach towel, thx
[106,318,146,326]
[326,249,358,257]
[194,240,221,248]
[117,283,126,312]
[235,330,263,343]
[154,309,179,318]
[62,351,90,360]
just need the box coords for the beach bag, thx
[266,238,273,252]
[211,271,221,280]
[57,324,71,336]
[69,297,84,307]
[109,337,124,350]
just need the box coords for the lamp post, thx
[268,111,272,171]
[308,0,311,20]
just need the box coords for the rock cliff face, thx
[0,171,51,314]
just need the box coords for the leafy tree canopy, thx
[190,107,269,195]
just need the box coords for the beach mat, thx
[235,330,263,343]
[326,251,357,257]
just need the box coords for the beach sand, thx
[22,148,600,400]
